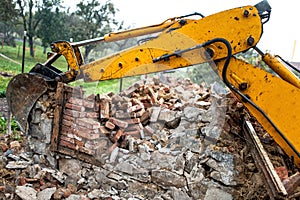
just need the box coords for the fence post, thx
[22,30,26,73]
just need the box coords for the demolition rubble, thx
[0,75,299,199]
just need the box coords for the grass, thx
[0,43,53,93]
[71,76,141,96]
[0,113,20,135]
[0,41,137,95]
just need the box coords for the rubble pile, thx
[1,75,298,199]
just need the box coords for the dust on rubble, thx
[0,75,299,200]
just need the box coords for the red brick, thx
[85,94,96,101]
[126,124,140,131]
[140,110,150,124]
[100,98,110,119]
[129,112,137,118]
[124,118,140,124]
[123,81,142,96]
[60,139,76,150]
[60,135,75,144]
[74,125,100,140]
[94,101,100,112]
[144,125,155,135]
[83,100,94,109]
[61,129,84,144]
[115,110,130,119]
[99,126,110,135]
[135,108,145,118]
[85,112,99,119]
[105,121,116,130]
[61,125,73,134]
[65,102,85,112]
[78,146,94,155]
[64,109,86,118]
[75,140,84,147]
[128,104,144,113]
[123,129,140,138]
[68,97,83,106]
[119,102,131,110]
[109,117,128,129]
[275,166,288,181]
[142,102,152,109]
[76,118,101,129]
[112,129,124,143]
[145,86,158,104]
[131,98,142,106]
[62,119,74,127]
[63,115,76,123]
[61,129,74,139]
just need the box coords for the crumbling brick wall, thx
[21,75,275,199]
[55,78,190,164]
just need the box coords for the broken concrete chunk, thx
[150,106,161,122]
[183,106,203,120]
[37,187,56,200]
[158,109,176,122]
[16,186,37,200]
[151,169,186,188]
[6,161,31,169]
[204,187,233,200]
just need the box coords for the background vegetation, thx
[1,0,280,97]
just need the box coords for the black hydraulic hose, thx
[180,12,205,19]
[219,39,300,159]
[153,37,300,158]
[276,55,300,74]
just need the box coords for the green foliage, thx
[73,0,121,60]
[0,0,19,46]
[36,3,68,50]
[0,90,6,98]
[0,0,18,22]
[0,77,10,93]
[0,114,20,135]
[0,116,5,134]
[11,131,23,142]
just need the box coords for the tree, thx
[71,0,120,61]
[36,6,66,54]
[16,0,62,57]
[0,0,18,46]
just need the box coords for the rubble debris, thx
[283,172,300,194]
[0,74,299,199]
[15,186,37,200]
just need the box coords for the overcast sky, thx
[63,0,300,61]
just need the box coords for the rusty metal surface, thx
[243,120,288,199]
[6,73,49,132]
[51,82,64,152]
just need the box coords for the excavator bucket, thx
[6,73,53,132]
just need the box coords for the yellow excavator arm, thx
[41,4,264,82]
[6,1,300,167]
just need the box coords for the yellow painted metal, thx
[262,53,300,89]
[79,5,263,81]
[50,41,83,71]
[103,18,178,42]
[216,57,300,167]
